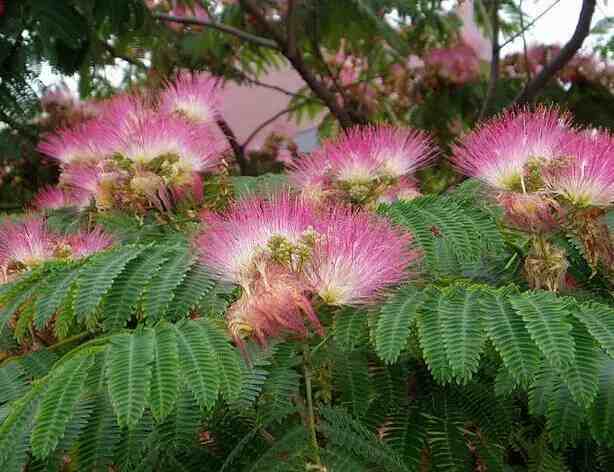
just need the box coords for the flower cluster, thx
[452,107,614,288]
[36,72,224,213]
[289,125,435,207]
[0,216,113,283]
[196,192,417,346]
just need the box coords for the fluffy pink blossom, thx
[304,206,416,305]
[451,107,572,191]
[65,227,114,258]
[160,72,220,124]
[32,186,91,210]
[38,119,116,164]
[497,192,564,233]
[544,132,614,207]
[114,113,222,178]
[289,125,435,204]
[0,217,56,272]
[196,193,318,285]
[226,263,322,348]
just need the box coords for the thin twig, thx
[498,0,562,50]
[242,102,305,149]
[513,0,596,105]
[302,343,322,467]
[152,12,280,50]
[228,67,321,103]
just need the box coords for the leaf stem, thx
[302,342,322,467]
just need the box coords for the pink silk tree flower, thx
[496,192,564,233]
[196,193,319,286]
[544,132,614,208]
[425,43,481,84]
[64,227,114,259]
[226,262,323,348]
[38,119,116,165]
[289,125,434,205]
[451,107,573,192]
[0,217,56,272]
[364,125,436,178]
[31,186,85,210]
[160,72,220,124]
[114,113,222,181]
[304,206,417,305]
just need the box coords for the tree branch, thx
[286,0,298,57]
[102,42,148,70]
[239,0,365,128]
[216,116,248,175]
[152,12,280,50]
[513,0,596,105]
[478,0,500,120]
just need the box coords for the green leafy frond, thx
[318,406,408,472]
[482,287,540,387]
[0,363,28,404]
[375,284,422,364]
[380,195,504,272]
[546,381,586,448]
[333,306,369,353]
[416,285,485,384]
[382,406,427,468]
[75,245,146,322]
[35,265,81,330]
[75,393,121,471]
[106,329,154,428]
[589,356,614,446]
[510,291,575,370]
[427,393,470,472]
[174,319,222,409]
[143,244,194,322]
[573,302,614,357]
[333,349,371,419]
[30,354,95,458]
[149,323,179,422]
[564,320,600,408]
[167,262,216,321]
[102,243,170,331]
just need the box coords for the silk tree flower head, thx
[496,192,564,233]
[451,107,572,192]
[289,125,435,206]
[197,193,319,286]
[114,113,223,186]
[160,72,220,124]
[196,193,417,345]
[64,227,114,259]
[304,206,417,305]
[226,262,323,348]
[543,131,614,208]
[59,165,121,211]
[32,186,90,211]
[0,217,56,274]
[38,119,116,165]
